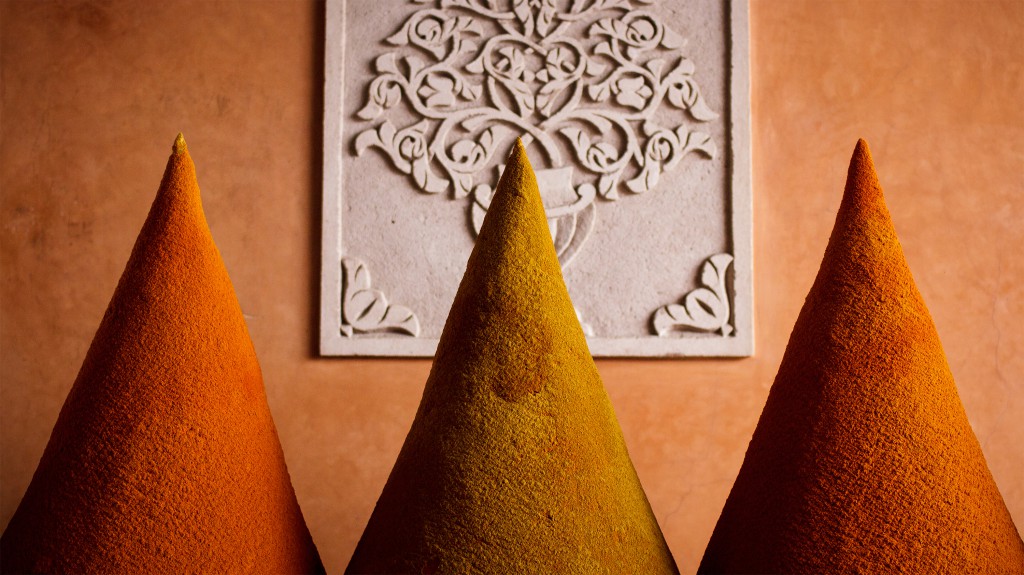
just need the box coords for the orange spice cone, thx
[0,135,324,574]
[345,140,678,574]
[698,140,1024,574]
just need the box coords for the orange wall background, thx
[2,1,1021,572]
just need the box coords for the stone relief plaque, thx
[322,0,751,357]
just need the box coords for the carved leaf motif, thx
[512,0,530,21]
[545,46,575,80]
[449,126,507,174]
[387,25,412,47]
[508,80,536,114]
[378,121,397,147]
[389,13,445,59]
[585,58,607,77]
[588,80,612,102]
[666,79,691,106]
[478,126,497,152]
[598,173,619,199]
[559,127,623,175]
[589,17,629,40]
[460,81,482,100]
[652,254,734,336]
[626,163,660,193]
[341,258,420,337]
[666,62,719,122]
[357,76,402,120]
[687,92,719,122]
[626,124,676,193]
[537,45,585,116]
[457,38,478,58]
[536,0,558,37]
[412,156,449,193]
[450,140,483,166]
[357,101,383,121]
[625,18,656,45]
[460,17,484,36]
[587,142,619,170]
[354,122,390,158]
[375,53,400,75]
[495,46,528,81]
[559,127,590,159]
[660,25,685,49]
[354,129,380,158]
[405,55,426,77]
[418,74,457,108]
[614,76,653,109]
[592,40,614,60]
[449,17,484,58]
[452,173,474,198]
[682,130,717,158]
[355,120,450,194]
[512,0,535,37]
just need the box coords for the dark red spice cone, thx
[345,140,677,574]
[1,135,324,574]
[699,140,1024,574]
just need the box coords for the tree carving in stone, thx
[354,0,719,267]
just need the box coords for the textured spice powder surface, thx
[0,135,325,575]
[698,140,1024,574]
[345,140,678,574]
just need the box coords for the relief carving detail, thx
[652,253,734,337]
[354,0,718,267]
[340,258,421,337]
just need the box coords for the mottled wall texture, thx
[2,1,1021,573]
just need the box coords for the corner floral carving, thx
[353,0,718,267]
[340,258,420,337]
[652,253,733,337]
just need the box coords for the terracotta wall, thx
[2,1,1021,572]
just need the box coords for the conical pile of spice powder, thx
[698,140,1024,574]
[0,135,325,574]
[345,140,678,574]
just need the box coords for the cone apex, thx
[492,137,537,205]
[173,132,187,155]
[511,136,526,156]
[841,138,884,212]
[158,132,202,210]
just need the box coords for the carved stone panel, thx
[322,0,752,357]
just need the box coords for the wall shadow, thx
[308,0,326,358]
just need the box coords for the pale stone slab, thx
[322,0,752,357]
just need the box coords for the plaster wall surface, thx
[1,1,1021,572]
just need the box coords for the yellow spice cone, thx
[698,140,1024,574]
[0,135,324,574]
[345,139,678,574]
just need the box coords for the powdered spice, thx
[698,140,1024,574]
[345,140,678,573]
[0,135,324,574]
